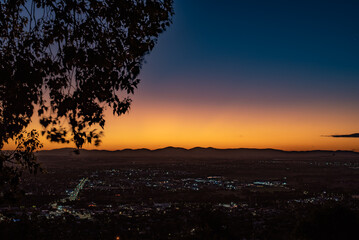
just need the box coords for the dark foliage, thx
[0,130,43,200]
[0,0,173,195]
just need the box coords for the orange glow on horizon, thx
[4,95,359,152]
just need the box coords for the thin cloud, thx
[329,133,359,138]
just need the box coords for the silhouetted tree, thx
[0,0,173,195]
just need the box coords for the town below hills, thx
[5,146,359,239]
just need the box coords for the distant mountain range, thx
[37,147,359,160]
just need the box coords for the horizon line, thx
[35,146,359,153]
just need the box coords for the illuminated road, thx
[68,178,88,201]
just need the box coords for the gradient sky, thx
[9,0,359,151]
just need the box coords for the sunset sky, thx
[10,0,359,151]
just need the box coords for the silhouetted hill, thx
[35,147,359,168]
[37,147,359,159]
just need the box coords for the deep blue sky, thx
[140,0,359,107]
